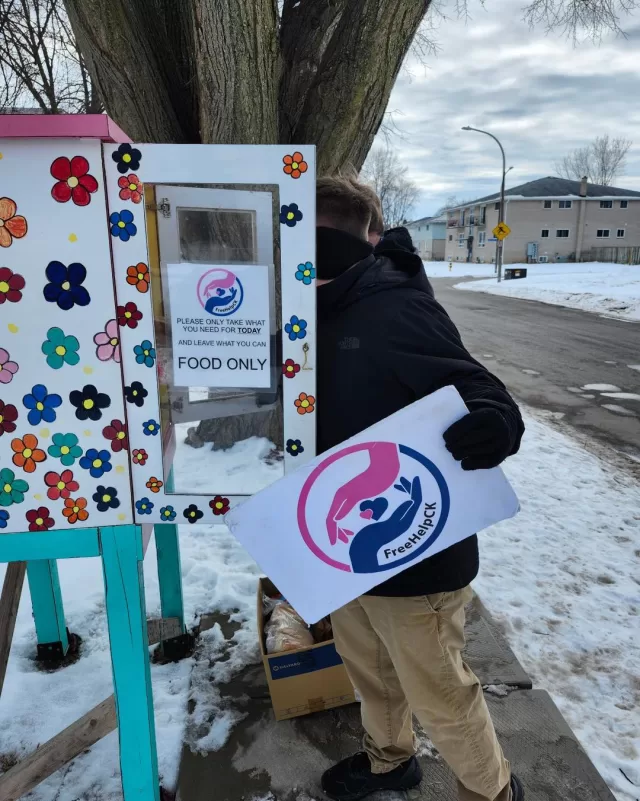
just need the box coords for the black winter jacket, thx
[316,247,524,597]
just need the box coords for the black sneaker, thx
[321,752,422,801]
[511,774,525,800]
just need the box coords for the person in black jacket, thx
[315,176,525,801]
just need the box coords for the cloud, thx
[379,0,640,217]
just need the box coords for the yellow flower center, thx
[148,424,155,431]
[73,505,79,513]
[292,161,299,170]
[129,183,137,191]
[163,510,170,517]
[67,176,79,188]
[132,390,138,396]
[215,502,223,509]
[36,402,44,411]
[137,273,144,281]
[0,414,3,423]
[23,448,33,458]
[57,481,65,490]
[292,324,300,333]
[291,444,298,451]
[189,511,195,517]
[118,221,126,228]
[0,281,9,293]
[55,345,66,356]
[83,399,94,409]
[61,281,71,290]
[3,483,11,493]
[304,270,310,277]
[110,337,118,346]
[92,459,102,468]
[116,431,125,439]
[141,504,147,510]
[124,311,132,318]
[60,445,70,455]
[102,494,111,503]
[287,212,294,220]
[143,349,149,356]
[123,153,131,163]
[301,400,309,409]
[35,517,44,526]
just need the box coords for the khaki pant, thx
[331,587,512,801]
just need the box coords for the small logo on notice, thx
[196,268,244,317]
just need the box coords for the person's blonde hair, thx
[356,182,384,235]
[316,174,373,239]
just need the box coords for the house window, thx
[458,234,465,247]
[426,225,430,231]
[449,234,453,241]
[599,200,613,209]
[541,229,549,238]
[617,229,626,238]
[481,206,486,224]
[620,200,628,209]
[461,211,466,225]
[494,202,500,211]
[543,200,552,209]
[596,229,610,238]
[478,231,486,247]
[556,229,569,238]
[558,200,572,209]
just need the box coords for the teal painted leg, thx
[26,560,70,660]
[100,525,159,801]
[155,466,185,630]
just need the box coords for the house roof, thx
[406,214,447,227]
[454,176,640,208]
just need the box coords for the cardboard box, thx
[258,578,355,721]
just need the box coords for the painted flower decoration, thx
[294,392,315,415]
[110,209,137,241]
[23,384,62,425]
[43,261,90,310]
[209,496,230,517]
[283,152,308,179]
[126,263,149,293]
[0,509,8,529]
[286,439,304,457]
[69,384,111,421]
[48,432,82,466]
[134,340,156,368]
[50,156,98,206]
[146,476,163,493]
[136,497,153,516]
[0,468,28,506]
[118,173,143,203]
[112,143,142,174]
[295,261,315,285]
[183,503,203,524]
[280,203,303,227]
[160,505,176,522]
[94,319,121,363]
[102,419,128,453]
[125,381,148,407]
[142,419,159,436]
[284,315,307,341]
[132,448,148,466]
[0,400,18,436]
[93,485,120,511]
[0,197,28,248]
[117,301,143,329]
[11,433,47,473]
[282,359,300,379]
[79,448,112,479]
[0,348,18,384]
[0,267,25,303]
[44,469,79,501]
[42,327,80,369]
[62,496,88,524]
[26,506,54,532]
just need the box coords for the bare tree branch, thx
[555,134,632,185]
[523,0,640,40]
[361,146,420,227]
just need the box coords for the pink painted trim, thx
[0,114,131,143]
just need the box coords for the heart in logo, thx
[359,497,388,521]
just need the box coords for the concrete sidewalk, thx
[176,598,616,801]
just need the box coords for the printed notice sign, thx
[167,263,271,388]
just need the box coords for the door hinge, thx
[146,197,171,218]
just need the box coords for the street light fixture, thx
[462,126,509,282]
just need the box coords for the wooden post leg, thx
[26,560,70,661]
[100,525,159,801]
[0,562,26,695]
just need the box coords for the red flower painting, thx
[50,156,99,206]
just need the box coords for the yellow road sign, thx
[492,221,511,240]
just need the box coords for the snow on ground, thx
[449,262,640,321]
[424,261,497,279]
[1,410,639,801]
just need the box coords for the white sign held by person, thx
[168,262,271,388]
[226,386,520,623]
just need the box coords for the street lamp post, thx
[462,126,507,282]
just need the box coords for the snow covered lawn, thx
[450,262,640,321]
[1,410,639,801]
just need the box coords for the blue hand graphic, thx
[205,286,237,314]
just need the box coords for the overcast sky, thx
[380,0,640,218]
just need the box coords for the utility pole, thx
[462,126,508,282]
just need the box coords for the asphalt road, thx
[432,277,640,462]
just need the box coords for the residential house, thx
[405,215,447,261]
[444,177,640,264]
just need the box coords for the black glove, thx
[443,408,513,471]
